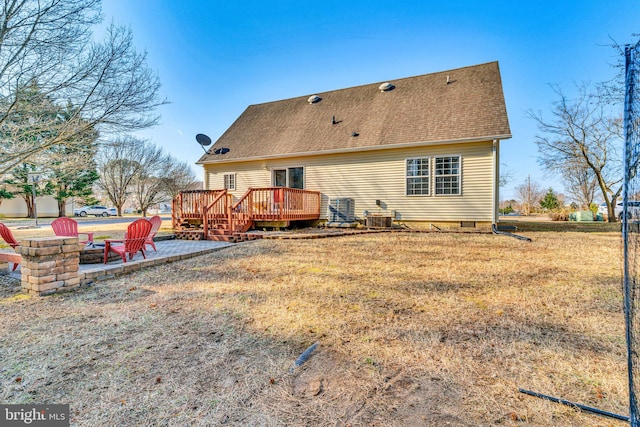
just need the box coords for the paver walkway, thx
[4,239,233,282]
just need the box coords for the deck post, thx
[203,204,209,238]
[171,193,180,229]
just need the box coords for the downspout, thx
[490,139,532,242]
[492,139,499,225]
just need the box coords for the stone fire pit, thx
[80,243,120,264]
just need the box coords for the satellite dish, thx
[196,133,212,146]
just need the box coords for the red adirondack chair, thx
[51,217,94,244]
[103,218,152,263]
[0,222,20,271]
[144,215,162,252]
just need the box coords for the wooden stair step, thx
[209,229,230,235]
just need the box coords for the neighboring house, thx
[196,61,511,230]
[0,195,73,217]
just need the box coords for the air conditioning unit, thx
[327,198,355,223]
[366,214,393,228]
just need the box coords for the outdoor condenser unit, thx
[327,198,355,223]
[365,215,393,228]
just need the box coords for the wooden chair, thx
[144,215,162,252]
[51,217,94,244]
[103,218,152,263]
[0,222,20,271]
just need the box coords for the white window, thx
[434,156,461,195]
[406,157,430,195]
[224,173,236,190]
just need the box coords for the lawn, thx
[0,224,628,426]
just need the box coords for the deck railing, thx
[173,188,321,233]
[233,187,321,221]
[172,190,226,229]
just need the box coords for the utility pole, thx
[27,173,41,227]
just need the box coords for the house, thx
[188,61,511,236]
[0,195,74,217]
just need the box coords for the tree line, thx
[501,176,570,217]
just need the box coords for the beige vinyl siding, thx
[206,164,270,200]
[493,140,500,223]
[203,141,494,222]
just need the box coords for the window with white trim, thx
[434,156,460,195]
[223,173,236,190]
[406,157,430,195]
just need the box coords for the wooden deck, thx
[172,188,321,241]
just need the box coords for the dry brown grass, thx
[0,227,628,426]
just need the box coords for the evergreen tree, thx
[1,84,100,216]
[540,188,560,211]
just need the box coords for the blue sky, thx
[100,1,640,201]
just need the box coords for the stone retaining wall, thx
[18,237,82,296]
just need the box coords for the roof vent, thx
[308,95,322,104]
[379,82,395,92]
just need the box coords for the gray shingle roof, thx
[198,61,511,164]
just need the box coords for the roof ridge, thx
[246,61,500,108]
[199,60,510,164]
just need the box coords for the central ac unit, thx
[366,215,393,228]
[327,198,355,222]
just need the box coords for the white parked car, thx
[615,201,640,220]
[74,205,113,217]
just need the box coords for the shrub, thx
[499,204,514,215]
[551,211,569,221]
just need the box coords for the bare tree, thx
[160,159,199,201]
[598,35,640,105]
[128,147,199,216]
[528,84,623,222]
[0,0,167,174]
[563,164,598,210]
[96,137,146,215]
[515,175,543,216]
[132,145,168,217]
[98,138,194,216]
[499,163,514,188]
